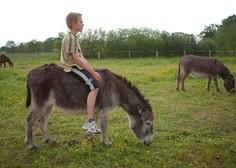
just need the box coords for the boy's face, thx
[73,17,84,32]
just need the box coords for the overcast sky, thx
[0,0,235,47]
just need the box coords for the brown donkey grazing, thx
[25,64,154,149]
[0,54,13,67]
[176,55,235,93]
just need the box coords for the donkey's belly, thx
[57,106,87,115]
[190,71,211,78]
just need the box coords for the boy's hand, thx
[92,72,103,84]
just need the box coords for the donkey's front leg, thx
[99,110,111,145]
[206,77,212,91]
[213,75,221,92]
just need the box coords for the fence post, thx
[209,50,211,57]
[129,51,131,59]
[98,51,100,59]
[184,50,186,56]
[156,50,159,58]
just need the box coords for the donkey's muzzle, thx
[143,139,153,146]
[229,88,235,93]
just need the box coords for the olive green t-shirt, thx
[60,32,88,72]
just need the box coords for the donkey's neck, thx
[218,65,230,80]
[116,80,141,113]
[112,72,151,114]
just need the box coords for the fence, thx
[2,50,236,59]
[93,50,236,59]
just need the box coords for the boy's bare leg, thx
[87,88,99,119]
[82,88,101,133]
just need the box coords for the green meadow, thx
[0,54,236,168]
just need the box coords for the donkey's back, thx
[26,63,119,114]
[178,55,219,77]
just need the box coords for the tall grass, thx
[0,54,235,167]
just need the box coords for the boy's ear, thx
[71,21,76,27]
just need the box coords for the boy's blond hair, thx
[66,12,82,29]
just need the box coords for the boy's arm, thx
[82,56,93,68]
[72,53,102,83]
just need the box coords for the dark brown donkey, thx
[176,55,235,93]
[25,64,154,149]
[0,54,14,67]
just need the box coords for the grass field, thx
[0,54,236,167]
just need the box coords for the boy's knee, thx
[95,88,99,93]
[91,88,99,94]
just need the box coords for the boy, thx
[60,12,102,133]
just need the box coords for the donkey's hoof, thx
[101,139,111,146]
[86,130,94,140]
[45,139,56,144]
[28,144,37,150]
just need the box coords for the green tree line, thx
[1,15,236,57]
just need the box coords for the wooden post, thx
[184,50,186,56]
[98,51,100,59]
[156,50,159,58]
[129,51,131,59]
[209,50,211,57]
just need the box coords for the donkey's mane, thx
[112,72,152,111]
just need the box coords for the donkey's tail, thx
[177,61,181,79]
[26,81,31,108]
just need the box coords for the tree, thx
[5,40,16,53]
[80,28,106,58]
[165,32,197,56]
[42,38,54,52]
[15,42,27,53]
[199,24,219,39]
[26,39,42,54]
[53,32,65,52]
[198,37,218,55]
[216,14,236,50]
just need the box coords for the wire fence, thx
[93,50,236,59]
[1,50,236,59]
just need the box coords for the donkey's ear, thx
[137,104,143,114]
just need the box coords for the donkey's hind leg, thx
[179,70,189,91]
[176,75,181,91]
[176,66,188,91]
[176,66,182,90]
[25,105,45,149]
[38,106,56,145]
